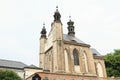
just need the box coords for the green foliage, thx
[0,69,22,80]
[104,49,120,77]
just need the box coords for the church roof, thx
[90,48,101,56]
[0,59,27,69]
[63,34,85,44]
[90,48,104,59]
[63,34,90,47]
[63,34,102,57]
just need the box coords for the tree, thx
[0,69,22,80]
[104,49,120,77]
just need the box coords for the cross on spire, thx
[69,16,71,20]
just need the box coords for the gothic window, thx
[83,51,88,72]
[64,49,69,72]
[32,74,41,80]
[73,49,79,65]
[97,63,104,77]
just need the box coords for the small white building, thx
[0,59,42,80]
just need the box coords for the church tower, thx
[39,7,64,72]
[39,23,47,68]
[51,6,64,72]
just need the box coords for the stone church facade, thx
[27,7,107,80]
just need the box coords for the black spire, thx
[53,6,61,22]
[67,16,75,37]
[41,23,47,38]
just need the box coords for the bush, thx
[0,69,22,80]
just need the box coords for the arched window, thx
[64,49,69,72]
[32,74,41,80]
[83,51,88,72]
[73,49,79,65]
[97,63,104,77]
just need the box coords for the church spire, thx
[67,16,75,37]
[41,23,47,38]
[53,6,61,22]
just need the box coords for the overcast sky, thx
[0,0,120,66]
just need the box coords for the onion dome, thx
[53,6,61,22]
[67,16,75,36]
[41,23,47,38]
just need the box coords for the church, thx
[27,7,107,80]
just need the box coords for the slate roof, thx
[90,48,101,56]
[0,59,27,69]
[63,34,85,44]
[63,34,101,56]
[24,64,42,70]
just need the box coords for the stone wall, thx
[108,77,120,80]
[27,72,99,80]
